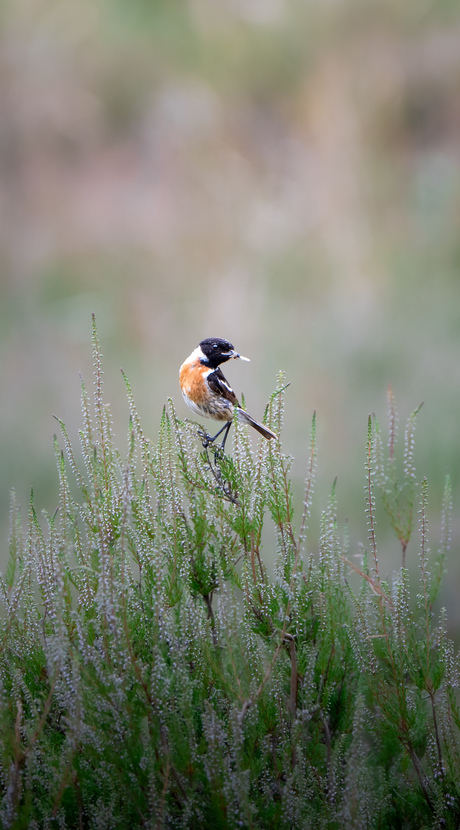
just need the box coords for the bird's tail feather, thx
[236,408,277,440]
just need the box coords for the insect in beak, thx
[229,351,250,361]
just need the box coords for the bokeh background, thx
[1,0,460,626]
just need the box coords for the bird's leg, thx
[216,422,232,454]
[198,422,232,452]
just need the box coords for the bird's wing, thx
[207,368,239,405]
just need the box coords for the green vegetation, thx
[0,321,458,829]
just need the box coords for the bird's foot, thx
[198,429,213,449]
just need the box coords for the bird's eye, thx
[213,343,218,349]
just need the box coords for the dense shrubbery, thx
[0,321,458,829]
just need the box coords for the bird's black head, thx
[199,337,237,368]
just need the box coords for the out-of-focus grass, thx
[1,0,460,624]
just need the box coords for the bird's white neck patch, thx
[183,345,207,365]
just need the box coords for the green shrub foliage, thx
[0,320,459,828]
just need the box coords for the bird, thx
[179,337,277,451]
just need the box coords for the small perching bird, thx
[179,337,277,451]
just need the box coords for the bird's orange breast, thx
[179,358,234,421]
[179,359,209,405]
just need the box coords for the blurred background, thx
[1,0,460,626]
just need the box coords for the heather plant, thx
[0,318,459,829]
